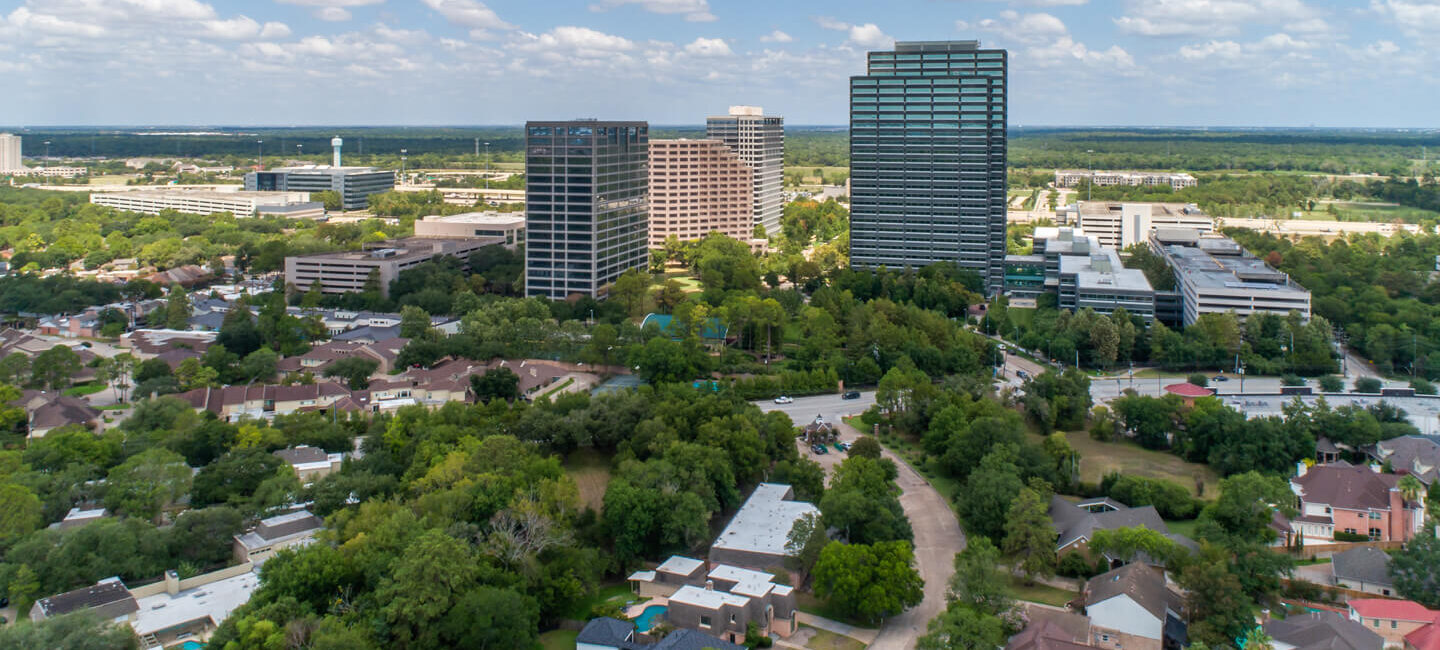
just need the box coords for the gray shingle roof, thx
[1331,547,1394,589]
[1049,495,1186,551]
[1264,610,1383,650]
[1083,563,1181,623]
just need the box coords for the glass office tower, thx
[524,120,650,300]
[849,41,1008,293]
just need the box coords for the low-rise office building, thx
[414,212,525,248]
[246,165,394,210]
[1055,170,1197,190]
[91,190,322,218]
[26,166,89,178]
[1064,201,1213,250]
[286,237,501,297]
[1013,227,1155,320]
[1151,228,1311,326]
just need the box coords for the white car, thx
[774,395,794,404]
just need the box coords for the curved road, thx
[758,393,966,649]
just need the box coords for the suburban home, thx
[1331,546,1397,596]
[709,483,820,572]
[1049,496,1197,566]
[1008,606,1093,650]
[128,566,258,648]
[1348,600,1440,648]
[31,577,139,623]
[576,616,744,650]
[53,506,108,530]
[1408,613,1440,650]
[1368,435,1440,486]
[232,510,323,564]
[11,390,103,438]
[1079,563,1187,650]
[1290,463,1425,543]
[273,445,343,483]
[1263,610,1382,650]
[627,556,799,645]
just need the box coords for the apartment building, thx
[706,106,784,236]
[1151,228,1311,326]
[0,133,22,173]
[648,139,754,246]
[91,190,322,218]
[1055,170,1198,190]
[285,237,501,297]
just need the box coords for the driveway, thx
[758,393,966,649]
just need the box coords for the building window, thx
[1369,512,1382,520]
[1392,621,1398,629]
[700,616,711,628]
[1369,528,1382,540]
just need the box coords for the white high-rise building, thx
[0,133,23,174]
[706,106,784,238]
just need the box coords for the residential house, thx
[277,338,408,375]
[1408,613,1440,650]
[709,483,820,572]
[627,556,798,644]
[273,445,343,483]
[54,507,108,531]
[11,390,102,438]
[1050,496,1197,566]
[1264,610,1382,650]
[1079,563,1186,650]
[121,329,216,358]
[1008,606,1093,650]
[1348,600,1439,648]
[576,616,744,650]
[174,382,354,421]
[1331,546,1397,596]
[129,566,258,648]
[232,510,323,564]
[30,577,138,623]
[1368,436,1440,486]
[1290,463,1425,543]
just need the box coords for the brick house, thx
[1290,463,1425,543]
[1348,599,1439,648]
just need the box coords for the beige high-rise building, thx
[648,139,754,247]
[0,134,23,174]
[707,106,784,237]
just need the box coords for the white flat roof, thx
[422,212,525,226]
[130,571,258,636]
[669,584,750,610]
[657,556,705,576]
[708,564,776,598]
[627,570,657,582]
[711,483,819,557]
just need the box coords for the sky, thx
[0,0,1431,127]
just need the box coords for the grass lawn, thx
[1300,201,1439,223]
[659,273,703,294]
[1033,432,1220,498]
[799,624,868,650]
[1005,574,1077,608]
[564,447,613,512]
[63,382,106,397]
[539,630,578,650]
[796,592,879,630]
[1164,518,1203,540]
[564,582,636,621]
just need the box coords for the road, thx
[758,392,965,649]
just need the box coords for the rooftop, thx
[657,556,705,577]
[669,584,751,610]
[1331,547,1394,589]
[1155,230,1308,294]
[36,578,138,619]
[266,165,387,174]
[419,211,525,226]
[1263,610,1382,650]
[94,190,311,205]
[1349,599,1439,623]
[130,570,259,636]
[711,483,819,557]
[289,237,497,264]
[1164,382,1215,398]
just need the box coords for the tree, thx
[0,483,43,548]
[312,190,342,211]
[377,529,482,647]
[785,512,829,579]
[946,536,1012,616]
[1200,471,1296,544]
[820,456,912,545]
[847,435,882,460]
[811,541,925,624]
[399,305,432,339]
[322,357,379,390]
[1089,526,1186,568]
[97,353,136,403]
[239,347,278,382]
[31,345,81,390]
[436,586,540,649]
[164,285,190,330]
[0,352,31,385]
[0,612,140,650]
[1390,533,1440,607]
[1180,549,1255,647]
[174,357,219,390]
[916,605,1009,650]
[957,446,1025,543]
[104,448,193,522]
[1355,377,1382,393]
[1319,375,1344,392]
[192,448,284,508]
[1002,487,1057,583]
[168,506,244,567]
[470,367,520,403]
[610,269,650,319]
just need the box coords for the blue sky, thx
[0,0,1430,127]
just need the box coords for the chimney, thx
[164,569,180,596]
[705,580,713,591]
[1389,488,1405,541]
[1295,462,1307,478]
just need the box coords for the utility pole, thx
[475,137,479,158]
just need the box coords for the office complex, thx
[1007,227,1154,320]
[285,237,501,298]
[706,106,783,237]
[1055,170,1197,191]
[0,133,22,173]
[1150,228,1311,326]
[1064,201,1214,249]
[245,166,394,210]
[90,190,322,219]
[648,139,754,247]
[413,212,526,249]
[849,41,1008,292]
[524,120,649,300]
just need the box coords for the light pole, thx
[43,140,51,159]
[484,142,491,189]
[256,140,264,170]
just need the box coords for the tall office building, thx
[849,41,1008,292]
[706,106,783,237]
[0,133,23,173]
[524,120,650,300]
[648,139,754,247]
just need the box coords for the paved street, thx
[758,392,966,650]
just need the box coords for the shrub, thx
[1106,474,1199,519]
[1411,378,1437,395]
[1318,375,1344,392]
[1186,373,1209,388]
[1354,377,1382,393]
[1057,551,1098,578]
[1281,374,1306,387]
[1333,531,1370,542]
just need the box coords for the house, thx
[1049,496,1197,566]
[627,556,799,644]
[576,616,744,650]
[54,507,108,530]
[1264,610,1382,650]
[801,414,837,445]
[1318,437,1343,465]
[273,445,343,483]
[1079,563,1186,650]
[11,390,103,438]
[232,510,323,564]
[709,483,820,571]
[1348,599,1440,648]
[1408,613,1440,650]
[129,566,258,648]
[1008,606,1093,650]
[1368,436,1440,486]
[1290,463,1425,543]
[30,577,138,623]
[1331,546,1397,596]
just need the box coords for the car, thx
[812,444,828,455]
[1212,375,1229,382]
[842,391,861,400]
[1016,370,1029,380]
[773,395,794,404]
[837,442,851,451]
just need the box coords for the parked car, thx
[842,390,861,400]
[774,395,794,404]
[837,442,851,451]
[1016,370,1029,380]
[811,444,828,455]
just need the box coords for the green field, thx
[563,447,612,513]
[1005,574,1077,608]
[798,624,868,650]
[563,582,635,621]
[1295,201,1439,223]
[539,630,578,650]
[1030,432,1221,498]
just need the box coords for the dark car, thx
[1016,370,1029,380]
[842,390,861,400]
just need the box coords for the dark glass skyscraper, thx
[524,120,650,300]
[849,41,1008,292]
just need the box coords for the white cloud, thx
[1116,0,1326,37]
[978,11,1138,73]
[589,0,716,23]
[420,0,512,32]
[259,22,292,39]
[814,17,893,49]
[760,29,792,43]
[515,25,636,61]
[316,7,351,21]
[1370,0,1440,37]
[5,7,107,37]
[275,0,383,21]
[684,37,731,56]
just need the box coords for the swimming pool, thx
[178,642,205,650]
[634,605,667,633]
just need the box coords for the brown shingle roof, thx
[1083,563,1180,622]
[1293,464,1401,511]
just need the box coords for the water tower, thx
[331,136,343,167]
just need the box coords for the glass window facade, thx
[849,40,1007,292]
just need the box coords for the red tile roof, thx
[1163,382,1214,397]
[1349,599,1438,623]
